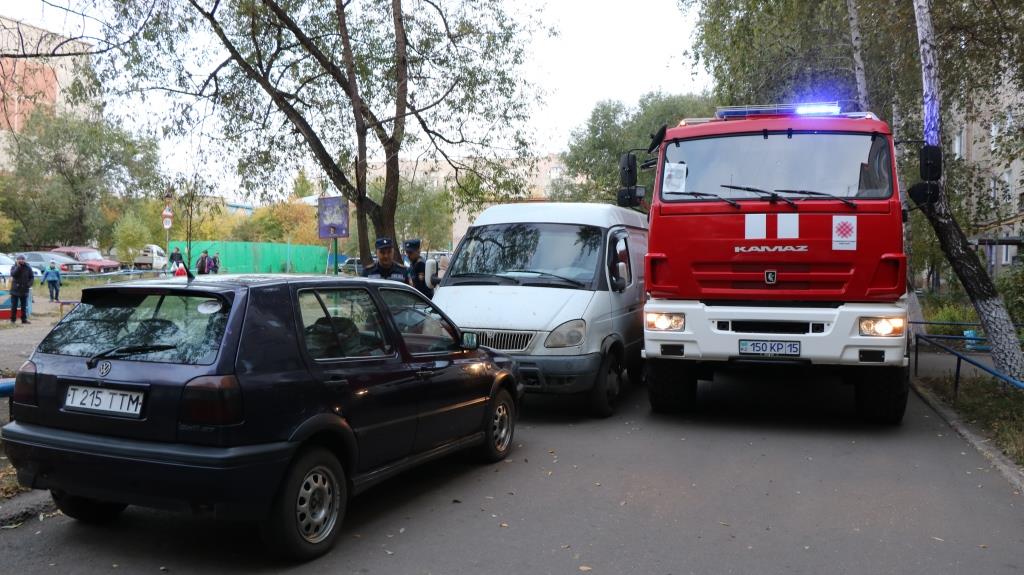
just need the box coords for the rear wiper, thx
[720,184,797,208]
[86,344,177,368]
[504,269,585,287]
[664,190,740,208]
[774,188,857,208]
[449,272,519,285]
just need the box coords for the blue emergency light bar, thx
[715,102,841,119]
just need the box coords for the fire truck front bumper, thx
[642,300,908,367]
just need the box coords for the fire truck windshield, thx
[660,131,893,202]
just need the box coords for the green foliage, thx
[920,375,1024,466]
[345,178,453,253]
[291,168,318,198]
[996,265,1024,324]
[113,212,152,265]
[556,93,715,204]
[923,300,979,335]
[0,211,13,249]
[0,108,161,248]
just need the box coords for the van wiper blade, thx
[773,188,857,208]
[86,344,177,368]
[664,190,740,208]
[449,272,519,285]
[720,184,798,208]
[504,269,585,287]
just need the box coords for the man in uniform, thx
[361,237,409,283]
[403,238,433,298]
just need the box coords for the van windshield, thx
[448,223,604,288]
[38,292,230,365]
[661,131,893,202]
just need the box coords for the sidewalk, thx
[913,350,995,380]
[0,297,65,374]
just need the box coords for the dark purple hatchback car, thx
[2,275,521,560]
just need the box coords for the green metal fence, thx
[169,241,328,274]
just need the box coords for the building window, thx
[1003,244,1013,265]
[1017,192,1024,213]
[991,122,1000,151]
[953,128,964,160]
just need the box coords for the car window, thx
[297,289,391,360]
[608,233,632,285]
[380,289,460,355]
[37,292,230,365]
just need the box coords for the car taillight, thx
[13,360,37,406]
[60,264,69,271]
[180,375,243,425]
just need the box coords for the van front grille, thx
[476,330,536,352]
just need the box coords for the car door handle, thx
[416,370,437,379]
[326,377,349,388]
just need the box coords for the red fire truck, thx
[619,103,910,423]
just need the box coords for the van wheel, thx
[590,352,623,418]
[854,366,909,425]
[647,359,697,413]
[51,491,126,524]
[262,448,347,561]
[477,388,516,462]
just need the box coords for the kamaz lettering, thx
[734,245,808,253]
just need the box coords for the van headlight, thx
[545,319,586,348]
[646,312,685,331]
[859,317,906,337]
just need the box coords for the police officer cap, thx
[403,239,421,251]
[375,237,395,250]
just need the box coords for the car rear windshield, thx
[38,291,231,365]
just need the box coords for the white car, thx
[132,244,168,270]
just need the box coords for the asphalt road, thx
[1,371,1023,575]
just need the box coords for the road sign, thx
[318,196,349,239]
[163,217,173,230]
[162,207,173,218]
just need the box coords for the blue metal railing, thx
[911,321,1024,398]
[0,378,13,398]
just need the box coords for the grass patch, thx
[919,375,1024,465]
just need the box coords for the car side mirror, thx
[461,331,479,350]
[611,261,628,292]
[920,144,942,181]
[619,152,637,188]
[425,258,439,289]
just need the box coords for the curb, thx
[911,378,1024,494]
[0,488,56,527]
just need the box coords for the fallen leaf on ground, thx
[500,522,509,528]
[932,537,945,542]
[578,566,592,572]
[978,544,989,549]
[719,521,731,527]
[452,499,462,504]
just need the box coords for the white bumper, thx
[643,300,908,367]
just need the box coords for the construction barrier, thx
[168,241,328,274]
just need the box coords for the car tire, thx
[262,448,347,562]
[477,388,516,462]
[590,351,624,418]
[50,491,127,524]
[647,359,697,413]
[854,366,909,425]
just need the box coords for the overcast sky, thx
[5,1,712,161]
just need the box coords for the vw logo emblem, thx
[98,361,112,377]
[765,270,778,285]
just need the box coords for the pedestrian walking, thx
[403,239,433,298]
[361,238,409,283]
[211,252,221,274]
[41,260,62,302]
[169,247,184,269]
[196,250,211,275]
[9,254,33,324]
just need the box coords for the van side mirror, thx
[619,153,637,188]
[425,258,438,289]
[920,145,942,181]
[461,331,479,350]
[611,261,628,292]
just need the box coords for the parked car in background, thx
[20,252,86,274]
[338,258,367,276]
[2,274,521,561]
[132,244,168,270]
[51,246,121,273]
[0,252,16,280]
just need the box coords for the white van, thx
[429,203,648,416]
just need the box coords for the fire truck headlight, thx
[646,313,685,331]
[859,317,905,337]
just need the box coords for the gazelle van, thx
[428,203,648,416]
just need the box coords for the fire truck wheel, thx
[854,366,909,424]
[647,359,697,413]
[590,351,623,418]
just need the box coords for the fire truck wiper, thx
[719,184,798,208]
[773,189,857,208]
[664,190,740,208]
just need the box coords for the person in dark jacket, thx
[403,239,433,298]
[361,238,409,283]
[196,250,211,275]
[40,260,62,302]
[168,247,184,270]
[211,252,221,274]
[9,255,33,324]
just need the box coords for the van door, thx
[607,228,644,368]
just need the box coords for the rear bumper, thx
[512,352,603,394]
[1,421,294,519]
[643,300,908,367]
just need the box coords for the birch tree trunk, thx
[846,0,870,111]
[912,0,1024,379]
